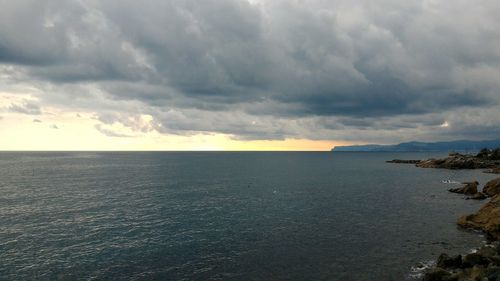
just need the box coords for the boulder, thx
[483,178,500,197]
[469,265,487,280]
[477,246,497,259]
[462,253,488,268]
[437,253,462,268]
[449,181,479,195]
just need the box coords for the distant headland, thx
[332,139,500,152]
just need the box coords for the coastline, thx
[389,150,500,280]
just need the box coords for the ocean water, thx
[0,152,497,281]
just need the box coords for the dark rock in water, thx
[467,192,487,200]
[449,181,479,195]
[423,268,452,281]
[437,253,462,268]
[386,159,421,164]
[483,178,500,197]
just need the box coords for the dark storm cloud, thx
[0,0,499,141]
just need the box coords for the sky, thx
[0,0,499,150]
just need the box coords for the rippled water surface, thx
[0,152,497,280]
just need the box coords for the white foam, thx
[407,260,436,280]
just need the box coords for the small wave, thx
[407,260,435,280]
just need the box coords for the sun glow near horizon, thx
[0,111,345,151]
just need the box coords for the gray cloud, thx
[8,100,42,115]
[33,119,42,123]
[94,124,133,138]
[0,0,499,143]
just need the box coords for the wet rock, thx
[467,192,487,200]
[449,181,479,195]
[437,253,462,268]
[424,268,452,281]
[483,178,500,197]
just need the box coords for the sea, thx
[0,152,497,281]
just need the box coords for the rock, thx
[449,181,479,195]
[438,253,462,268]
[470,265,487,280]
[485,266,500,280]
[477,246,497,259]
[458,195,500,240]
[483,178,500,197]
[424,268,452,281]
[386,159,421,164]
[462,253,488,268]
[416,153,498,170]
[489,255,500,266]
[467,192,487,200]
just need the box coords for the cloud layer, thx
[1,0,499,143]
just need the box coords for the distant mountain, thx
[332,139,500,152]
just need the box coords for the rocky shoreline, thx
[387,149,500,173]
[421,177,500,281]
[389,149,500,280]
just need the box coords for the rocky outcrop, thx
[416,152,499,169]
[386,159,421,164]
[483,178,500,197]
[447,178,500,200]
[448,181,479,195]
[388,151,500,172]
[477,148,500,161]
[424,244,500,281]
[458,195,500,241]
[423,178,500,279]
[409,149,500,279]
[437,253,462,268]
